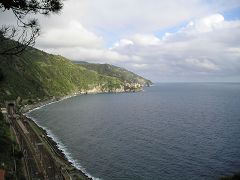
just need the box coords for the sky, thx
[1,0,240,82]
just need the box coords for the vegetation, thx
[0,39,152,104]
[0,0,63,55]
[0,111,11,176]
[75,61,152,86]
[0,112,24,179]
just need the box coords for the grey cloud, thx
[1,1,240,82]
[112,14,240,82]
[74,0,240,32]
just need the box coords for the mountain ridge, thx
[0,39,152,105]
[74,61,152,87]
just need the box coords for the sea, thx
[27,83,240,180]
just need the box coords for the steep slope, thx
[0,41,152,104]
[75,61,152,86]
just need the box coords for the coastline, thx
[21,93,78,114]
[21,89,143,180]
[21,88,141,114]
[19,86,149,180]
[23,113,96,180]
[22,93,98,179]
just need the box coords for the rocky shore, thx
[24,115,92,179]
[21,83,145,113]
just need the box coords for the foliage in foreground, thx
[0,112,24,179]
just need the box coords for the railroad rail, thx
[6,103,66,180]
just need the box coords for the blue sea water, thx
[28,83,240,180]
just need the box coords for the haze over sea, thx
[28,83,240,180]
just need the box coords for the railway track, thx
[7,106,65,180]
[6,102,90,180]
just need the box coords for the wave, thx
[26,94,78,114]
[25,105,102,180]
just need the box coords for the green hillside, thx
[0,40,152,105]
[75,61,152,86]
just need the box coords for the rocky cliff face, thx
[80,82,144,94]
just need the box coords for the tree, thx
[0,0,63,55]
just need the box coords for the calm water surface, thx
[28,83,240,180]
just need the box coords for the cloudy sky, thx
[1,0,240,82]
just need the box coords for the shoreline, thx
[22,89,140,114]
[20,87,148,180]
[21,93,79,114]
[23,114,95,179]
[22,93,98,180]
